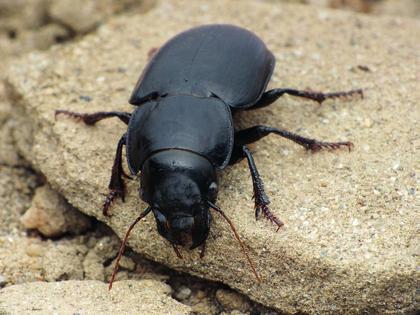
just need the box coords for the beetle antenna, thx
[207,201,261,282]
[108,206,152,290]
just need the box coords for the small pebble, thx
[174,286,192,301]
[195,290,206,299]
[117,256,136,271]
[25,243,45,257]
[363,118,373,128]
[216,288,251,312]
[0,274,8,288]
[79,95,92,102]
[392,161,402,171]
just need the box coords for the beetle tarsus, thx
[256,202,284,231]
[172,244,183,259]
[254,189,284,230]
[299,88,363,104]
[307,140,354,152]
[103,134,128,216]
[242,146,284,230]
[121,170,133,180]
[199,242,206,258]
[251,88,363,109]
[235,125,353,154]
[103,189,124,216]
[55,110,131,125]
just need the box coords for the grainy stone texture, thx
[3,0,419,314]
[0,167,38,234]
[216,288,251,312]
[20,184,91,237]
[0,0,155,59]
[0,280,191,315]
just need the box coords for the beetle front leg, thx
[55,110,131,125]
[242,145,284,230]
[103,133,128,216]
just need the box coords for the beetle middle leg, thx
[234,125,353,152]
[249,88,363,109]
[103,133,128,216]
[55,110,131,125]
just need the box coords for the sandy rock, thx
[0,0,49,30]
[49,0,103,34]
[0,280,191,315]
[20,184,91,237]
[191,295,219,315]
[174,285,192,301]
[48,0,149,35]
[0,235,84,285]
[19,23,70,51]
[216,288,251,313]
[0,0,151,59]
[117,255,136,271]
[372,0,420,18]
[0,102,22,166]
[221,311,248,315]
[0,167,38,233]
[83,235,119,281]
[3,0,418,314]
[42,243,87,281]
[0,274,7,288]
[0,231,152,286]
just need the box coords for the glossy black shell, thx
[126,24,275,173]
[126,95,233,174]
[130,24,275,108]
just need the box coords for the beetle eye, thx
[208,182,218,200]
[209,182,217,190]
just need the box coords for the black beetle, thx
[56,24,362,286]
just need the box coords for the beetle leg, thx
[55,110,131,125]
[199,242,206,259]
[171,244,183,259]
[242,145,284,230]
[103,133,128,216]
[147,47,159,60]
[235,125,353,152]
[249,88,363,109]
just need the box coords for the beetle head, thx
[140,150,218,248]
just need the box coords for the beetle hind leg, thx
[55,110,131,125]
[103,133,128,216]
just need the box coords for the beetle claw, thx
[103,188,124,216]
[303,88,363,104]
[307,140,354,153]
[255,202,284,231]
[253,188,284,230]
[171,245,183,259]
[122,171,133,180]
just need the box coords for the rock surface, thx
[0,280,191,314]
[0,0,154,59]
[3,0,419,314]
[20,184,91,237]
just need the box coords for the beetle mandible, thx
[56,24,362,287]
